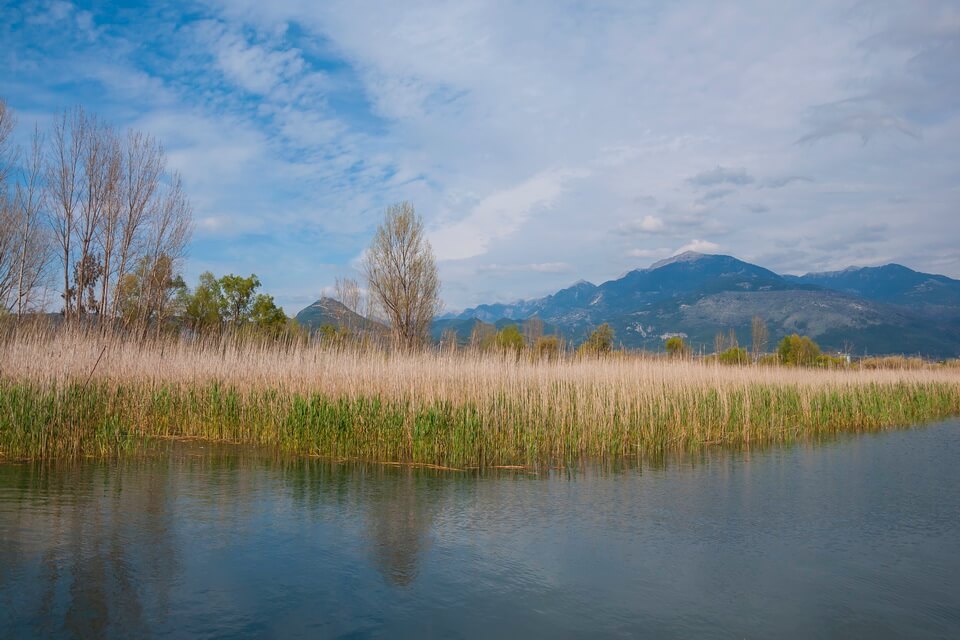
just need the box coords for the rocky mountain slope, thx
[443,252,960,357]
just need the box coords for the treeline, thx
[0,98,190,335]
[664,317,849,367]
[0,98,308,341]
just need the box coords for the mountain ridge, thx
[442,253,960,357]
[295,253,960,357]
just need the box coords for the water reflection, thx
[364,467,437,586]
[1,459,179,637]
[1,424,959,638]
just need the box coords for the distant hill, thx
[787,264,960,312]
[444,252,960,357]
[294,298,387,335]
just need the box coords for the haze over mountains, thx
[297,252,960,358]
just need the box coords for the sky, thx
[1,0,958,314]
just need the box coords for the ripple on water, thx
[1,421,959,638]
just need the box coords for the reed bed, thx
[1,326,959,464]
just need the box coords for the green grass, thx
[2,379,958,466]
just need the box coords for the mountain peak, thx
[650,251,708,270]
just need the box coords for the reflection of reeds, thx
[2,326,959,464]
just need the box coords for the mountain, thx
[446,252,960,357]
[294,298,387,334]
[787,264,960,311]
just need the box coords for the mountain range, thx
[297,252,960,358]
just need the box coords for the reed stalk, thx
[1,324,958,464]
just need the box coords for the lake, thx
[2,421,959,638]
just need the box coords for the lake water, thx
[2,421,959,638]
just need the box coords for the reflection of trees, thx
[2,454,180,636]
[365,467,437,587]
[279,458,441,588]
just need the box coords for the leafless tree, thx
[751,316,769,362]
[0,196,17,306]
[334,275,363,332]
[523,317,545,347]
[714,330,725,355]
[469,321,495,351]
[136,172,191,336]
[109,130,163,318]
[439,327,459,352]
[0,97,15,187]
[46,107,86,318]
[0,99,19,310]
[11,128,51,315]
[363,202,442,350]
[96,130,123,317]
[72,114,115,316]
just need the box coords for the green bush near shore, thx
[2,379,958,466]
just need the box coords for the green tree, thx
[219,274,261,328]
[182,271,225,334]
[665,336,690,358]
[579,323,615,356]
[777,334,821,366]
[250,293,287,336]
[495,324,524,353]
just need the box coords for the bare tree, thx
[11,128,50,315]
[523,317,545,347]
[363,202,441,350]
[0,105,48,315]
[0,195,16,306]
[46,107,86,318]
[440,327,459,352]
[0,99,19,309]
[137,172,191,336]
[750,316,769,362]
[334,275,364,333]
[469,321,495,351]
[96,131,123,317]
[74,114,114,315]
[0,97,15,187]
[109,130,163,318]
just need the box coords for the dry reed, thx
[1,324,959,464]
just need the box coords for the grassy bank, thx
[2,328,959,464]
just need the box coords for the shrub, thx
[777,334,821,366]
[717,347,749,365]
[665,336,690,358]
[579,324,615,356]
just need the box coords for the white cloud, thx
[479,262,573,274]
[4,0,959,310]
[676,239,721,254]
[429,168,588,262]
[620,215,666,234]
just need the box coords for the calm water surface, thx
[2,421,959,638]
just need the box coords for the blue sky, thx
[2,0,959,314]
